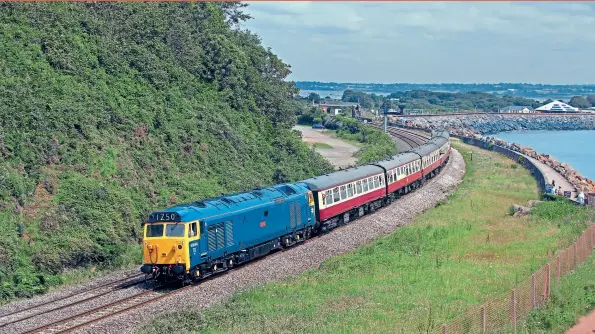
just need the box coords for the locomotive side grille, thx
[289,202,296,229]
[207,225,216,252]
[217,222,225,249]
[296,202,302,226]
[225,220,234,247]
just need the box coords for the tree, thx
[380,100,392,113]
[306,92,321,104]
[568,96,591,109]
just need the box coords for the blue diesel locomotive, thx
[141,183,316,283]
[141,130,451,284]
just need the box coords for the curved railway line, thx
[0,122,449,334]
[367,123,430,148]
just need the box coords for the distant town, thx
[295,81,595,101]
[294,82,595,117]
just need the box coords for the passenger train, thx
[140,130,451,284]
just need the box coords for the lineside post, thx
[383,113,388,133]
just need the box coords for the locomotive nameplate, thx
[148,212,182,223]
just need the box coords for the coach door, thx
[188,221,200,267]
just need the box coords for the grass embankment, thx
[139,139,591,333]
[502,253,595,334]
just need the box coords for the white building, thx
[498,106,535,113]
[535,101,580,113]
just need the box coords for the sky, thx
[242,2,595,84]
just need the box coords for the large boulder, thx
[512,204,531,216]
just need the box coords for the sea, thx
[493,130,595,180]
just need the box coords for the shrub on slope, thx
[0,2,333,300]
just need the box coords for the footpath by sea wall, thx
[395,115,595,196]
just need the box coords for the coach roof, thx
[373,152,420,170]
[300,165,385,191]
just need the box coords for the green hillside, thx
[0,2,333,300]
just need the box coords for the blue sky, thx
[243,2,595,84]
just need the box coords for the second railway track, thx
[0,274,145,333]
[19,286,183,334]
[367,123,430,148]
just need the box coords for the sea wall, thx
[399,114,595,135]
[394,115,595,195]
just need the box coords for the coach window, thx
[356,181,362,194]
[373,176,379,188]
[347,184,354,197]
[379,176,384,186]
[340,185,347,200]
[387,172,392,184]
[362,178,368,191]
[325,190,333,205]
[333,187,340,202]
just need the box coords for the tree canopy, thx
[0,2,333,300]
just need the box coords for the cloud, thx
[243,2,595,84]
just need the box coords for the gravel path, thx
[293,125,359,168]
[75,148,464,334]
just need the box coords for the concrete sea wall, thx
[394,115,595,194]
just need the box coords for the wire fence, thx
[440,223,595,334]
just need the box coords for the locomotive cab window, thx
[145,224,164,238]
[189,222,197,238]
[166,224,185,237]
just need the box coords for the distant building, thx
[535,101,580,113]
[498,106,535,114]
[318,101,359,115]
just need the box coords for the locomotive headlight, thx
[177,244,182,250]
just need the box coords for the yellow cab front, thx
[140,222,193,279]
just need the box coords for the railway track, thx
[0,274,144,331]
[2,126,445,334]
[367,123,430,148]
[19,286,184,334]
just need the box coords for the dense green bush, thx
[333,116,398,164]
[0,2,333,301]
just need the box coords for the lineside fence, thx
[440,224,595,334]
[439,136,595,333]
